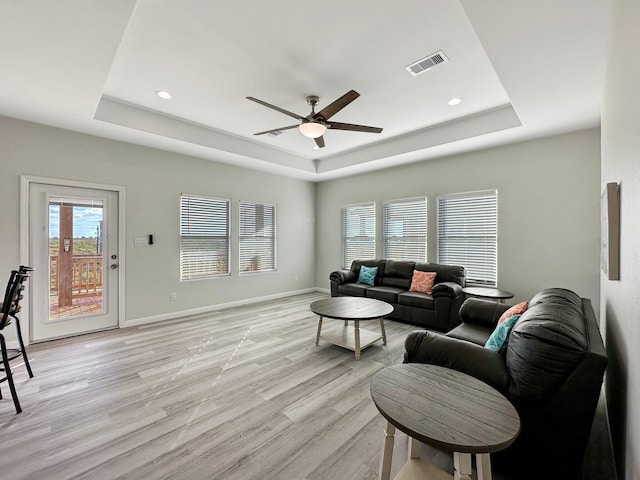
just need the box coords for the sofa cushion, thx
[338,283,368,297]
[409,271,436,294]
[357,265,378,286]
[485,314,521,355]
[506,290,589,405]
[366,286,404,304]
[397,291,435,310]
[497,301,529,325]
[350,259,386,286]
[447,322,494,346]
[528,287,583,310]
[415,262,465,286]
[380,260,414,289]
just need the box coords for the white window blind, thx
[383,197,427,261]
[437,190,497,286]
[342,203,375,268]
[180,194,230,280]
[239,201,276,273]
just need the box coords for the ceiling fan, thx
[246,90,383,149]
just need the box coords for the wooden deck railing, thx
[50,255,103,298]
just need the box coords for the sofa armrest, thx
[459,298,510,329]
[329,269,357,284]
[403,330,510,394]
[432,281,462,299]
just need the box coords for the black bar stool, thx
[1,268,35,413]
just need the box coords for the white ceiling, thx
[0,0,611,182]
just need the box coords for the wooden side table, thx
[370,364,520,480]
[462,286,514,303]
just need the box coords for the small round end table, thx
[462,286,514,304]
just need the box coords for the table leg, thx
[315,316,323,345]
[354,319,361,360]
[476,453,492,480]
[379,421,396,480]
[453,452,472,480]
[379,317,387,345]
[408,436,420,459]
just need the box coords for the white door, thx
[29,183,120,341]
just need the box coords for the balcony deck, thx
[49,294,103,319]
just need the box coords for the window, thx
[383,197,427,261]
[239,201,276,273]
[437,190,497,286]
[342,203,375,268]
[180,194,230,280]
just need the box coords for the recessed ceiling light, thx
[155,90,173,100]
[448,97,462,106]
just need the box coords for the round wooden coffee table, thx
[370,364,520,480]
[310,296,393,360]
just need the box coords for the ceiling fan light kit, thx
[298,121,327,138]
[247,90,382,148]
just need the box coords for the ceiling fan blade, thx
[328,122,383,134]
[314,90,360,121]
[253,125,299,136]
[246,96,306,121]
[314,136,325,148]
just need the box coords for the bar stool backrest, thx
[1,271,29,330]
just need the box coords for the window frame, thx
[341,202,376,269]
[382,196,427,262]
[436,189,498,286]
[179,193,230,281]
[238,200,277,274]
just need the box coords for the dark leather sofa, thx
[403,288,608,480]
[329,259,466,332]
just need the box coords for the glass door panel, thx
[48,197,105,320]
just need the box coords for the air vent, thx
[405,51,448,76]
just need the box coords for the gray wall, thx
[316,128,602,308]
[601,0,640,478]
[0,115,316,324]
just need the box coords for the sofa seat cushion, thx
[397,291,435,310]
[338,283,369,297]
[447,322,494,346]
[365,286,404,304]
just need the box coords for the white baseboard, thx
[125,287,324,327]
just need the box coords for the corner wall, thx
[601,0,640,478]
[316,128,601,309]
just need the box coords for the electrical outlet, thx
[135,237,149,247]
[169,292,176,301]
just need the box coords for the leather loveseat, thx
[329,259,466,332]
[403,288,608,480]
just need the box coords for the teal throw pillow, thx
[484,314,521,355]
[357,265,378,286]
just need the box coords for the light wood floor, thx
[0,292,613,480]
[0,292,425,480]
